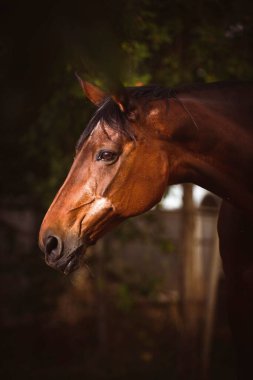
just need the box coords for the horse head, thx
[39,81,182,274]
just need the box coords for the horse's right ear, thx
[75,74,108,106]
[112,90,137,122]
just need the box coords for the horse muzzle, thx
[47,242,87,275]
[39,196,117,274]
[39,232,92,275]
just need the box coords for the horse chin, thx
[46,244,87,275]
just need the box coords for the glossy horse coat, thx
[39,80,253,377]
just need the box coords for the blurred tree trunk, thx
[178,183,200,379]
[96,239,108,357]
[181,184,203,330]
[202,231,220,378]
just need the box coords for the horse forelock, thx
[76,85,174,152]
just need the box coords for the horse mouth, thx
[47,245,87,275]
[62,248,84,275]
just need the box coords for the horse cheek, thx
[132,154,169,214]
[151,155,169,202]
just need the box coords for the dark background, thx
[1,0,253,379]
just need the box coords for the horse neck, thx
[167,84,253,213]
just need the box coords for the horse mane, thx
[76,81,253,152]
[76,85,174,152]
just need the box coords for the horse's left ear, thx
[76,74,108,106]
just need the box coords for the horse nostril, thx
[45,235,62,261]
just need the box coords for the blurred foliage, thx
[1,0,253,208]
[102,210,178,304]
[116,284,135,313]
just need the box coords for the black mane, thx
[76,85,174,151]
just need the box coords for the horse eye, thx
[96,150,118,163]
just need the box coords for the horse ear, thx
[111,93,127,113]
[112,90,136,120]
[75,74,108,106]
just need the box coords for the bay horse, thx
[39,80,253,378]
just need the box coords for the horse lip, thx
[47,244,87,275]
[63,254,80,275]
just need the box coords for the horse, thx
[39,79,253,378]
